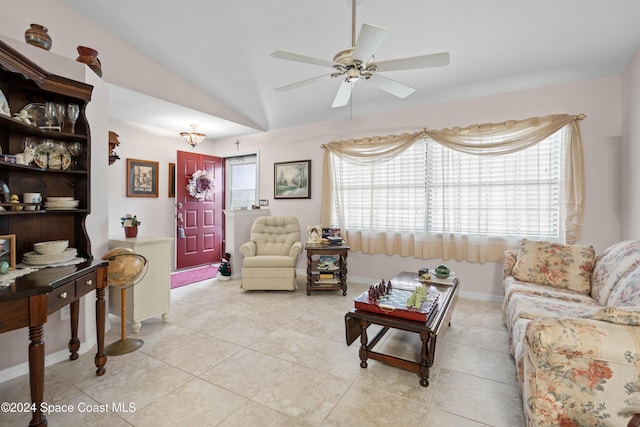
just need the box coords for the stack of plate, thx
[23,248,77,265]
[45,197,79,210]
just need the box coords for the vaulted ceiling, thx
[63,0,640,139]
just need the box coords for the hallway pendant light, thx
[180,124,206,148]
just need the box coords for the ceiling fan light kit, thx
[271,0,450,108]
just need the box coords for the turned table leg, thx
[419,331,430,387]
[68,300,80,360]
[28,324,46,426]
[94,285,107,376]
[358,319,369,368]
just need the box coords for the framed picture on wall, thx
[274,159,311,199]
[126,158,159,197]
[168,162,175,197]
[0,234,16,271]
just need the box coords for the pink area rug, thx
[171,265,218,289]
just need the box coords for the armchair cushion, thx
[511,239,595,293]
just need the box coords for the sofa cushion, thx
[506,293,597,335]
[511,239,595,293]
[590,240,640,305]
[502,276,596,323]
[581,306,640,325]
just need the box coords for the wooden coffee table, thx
[345,271,459,386]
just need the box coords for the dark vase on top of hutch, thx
[0,40,108,427]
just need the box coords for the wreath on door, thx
[186,170,215,200]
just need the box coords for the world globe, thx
[102,247,147,287]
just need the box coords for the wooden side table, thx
[305,243,350,295]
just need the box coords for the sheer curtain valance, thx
[321,114,585,263]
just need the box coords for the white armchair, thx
[239,216,303,290]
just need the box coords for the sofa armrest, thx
[524,316,640,426]
[526,316,640,363]
[239,241,256,258]
[289,241,303,258]
[503,249,518,278]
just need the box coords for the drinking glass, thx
[67,103,79,134]
[55,103,66,131]
[54,141,67,155]
[44,102,58,130]
[68,141,83,169]
[39,139,56,153]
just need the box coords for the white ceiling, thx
[62,0,640,140]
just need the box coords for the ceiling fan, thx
[271,0,450,108]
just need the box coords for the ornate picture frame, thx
[126,158,159,197]
[0,234,16,271]
[274,159,311,199]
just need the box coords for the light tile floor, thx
[0,278,525,426]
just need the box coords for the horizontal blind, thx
[426,128,564,238]
[333,139,427,231]
[331,127,566,241]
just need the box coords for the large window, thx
[323,116,588,263]
[332,129,564,240]
[322,115,584,262]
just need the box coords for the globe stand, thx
[105,285,144,355]
[102,251,148,356]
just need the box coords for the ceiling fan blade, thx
[369,74,415,98]
[332,79,354,108]
[275,74,332,92]
[270,50,336,68]
[352,23,389,64]
[375,52,450,72]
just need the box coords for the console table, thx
[0,260,108,426]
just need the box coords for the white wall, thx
[622,47,640,239]
[210,76,623,299]
[106,119,182,267]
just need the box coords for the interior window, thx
[225,154,257,209]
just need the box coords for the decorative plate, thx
[34,151,47,168]
[61,153,71,170]
[48,154,62,169]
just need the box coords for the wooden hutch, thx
[0,40,107,426]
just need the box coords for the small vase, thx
[124,226,138,238]
[76,46,103,77]
[24,24,52,51]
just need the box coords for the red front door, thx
[176,150,224,269]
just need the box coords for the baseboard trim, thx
[0,335,97,383]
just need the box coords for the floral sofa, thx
[502,239,640,427]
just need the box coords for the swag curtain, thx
[320,114,585,263]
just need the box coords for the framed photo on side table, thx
[274,160,311,199]
[0,234,16,271]
[307,225,321,243]
[127,158,159,197]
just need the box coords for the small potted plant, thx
[121,214,141,238]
